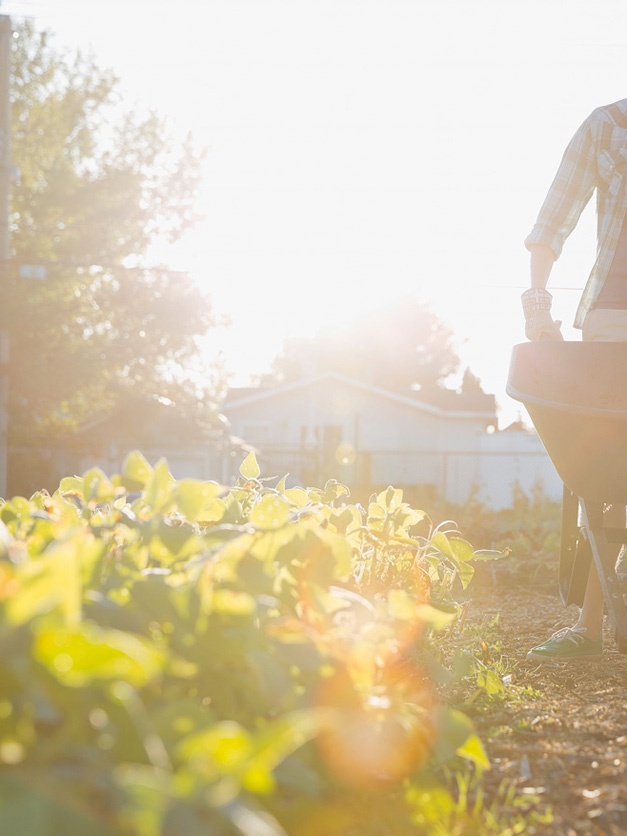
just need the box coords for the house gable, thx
[225,372,496,422]
[223,373,496,461]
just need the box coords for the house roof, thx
[224,372,497,420]
[61,395,229,449]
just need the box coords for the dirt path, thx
[465,583,627,834]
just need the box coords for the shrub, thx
[0,451,517,834]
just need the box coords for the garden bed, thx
[465,583,627,835]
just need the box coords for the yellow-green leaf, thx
[477,668,504,696]
[249,495,290,530]
[377,487,403,511]
[212,589,257,616]
[414,603,459,631]
[122,451,154,489]
[197,497,227,524]
[448,537,475,562]
[367,502,386,522]
[81,467,115,503]
[431,531,456,560]
[240,451,260,480]
[143,459,174,512]
[241,763,275,794]
[456,732,490,771]
[34,623,164,687]
[7,539,84,625]
[176,479,223,521]
[458,561,475,590]
[284,487,309,509]
[177,721,252,774]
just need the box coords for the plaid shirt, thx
[525,98,627,328]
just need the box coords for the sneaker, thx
[526,627,603,662]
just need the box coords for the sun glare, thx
[10,0,623,422]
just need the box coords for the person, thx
[522,97,627,661]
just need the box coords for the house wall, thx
[474,427,562,508]
[226,379,564,510]
[226,379,500,500]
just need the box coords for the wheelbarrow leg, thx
[559,487,590,607]
[579,499,627,654]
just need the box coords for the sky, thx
[3,0,627,426]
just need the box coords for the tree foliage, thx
[4,21,218,436]
[265,297,462,393]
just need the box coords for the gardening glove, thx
[521,288,563,342]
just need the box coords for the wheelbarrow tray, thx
[508,342,627,653]
[507,341,627,504]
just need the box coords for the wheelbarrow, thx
[507,341,627,654]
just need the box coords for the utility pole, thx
[0,15,10,499]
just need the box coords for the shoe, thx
[526,627,603,662]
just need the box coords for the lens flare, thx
[335,443,356,466]
[315,669,437,787]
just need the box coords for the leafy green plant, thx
[0,452,534,834]
[434,482,561,589]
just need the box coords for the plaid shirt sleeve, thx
[525,112,598,258]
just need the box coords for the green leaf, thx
[477,668,504,696]
[456,732,491,771]
[196,498,227,524]
[240,452,260,480]
[177,721,253,776]
[329,507,358,535]
[143,459,174,513]
[212,589,257,617]
[243,709,326,788]
[34,623,165,687]
[241,763,275,794]
[7,539,84,626]
[377,486,403,511]
[430,531,456,560]
[175,479,223,522]
[249,495,290,530]
[405,778,456,825]
[122,451,154,490]
[457,560,475,590]
[368,502,385,518]
[284,488,309,509]
[431,707,476,765]
[81,468,115,504]
[58,476,85,497]
[447,537,475,562]
[397,507,426,528]
[150,521,204,562]
[473,549,510,561]
[413,603,458,631]
[320,480,349,503]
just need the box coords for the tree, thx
[264,297,461,393]
[4,21,219,436]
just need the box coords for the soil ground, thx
[463,570,627,835]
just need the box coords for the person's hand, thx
[524,310,563,341]
[521,288,564,342]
